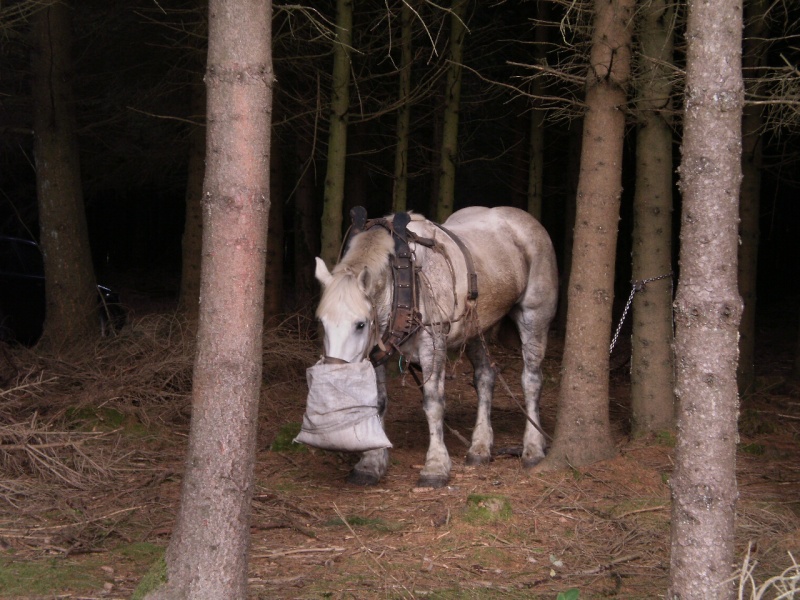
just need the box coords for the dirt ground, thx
[1,314,799,599]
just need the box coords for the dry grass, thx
[0,312,798,599]
[0,312,318,561]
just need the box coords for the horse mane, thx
[316,226,394,319]
[333,226,395,277]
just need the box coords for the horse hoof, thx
[522,455,545,469]
[465,452,491,466]
[416,475,449,489]
[347,470,381,486]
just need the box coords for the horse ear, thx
[315,257,333,287]
[357,266,371,292]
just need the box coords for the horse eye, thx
[355,321,366,331]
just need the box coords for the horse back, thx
[416,206,558,335]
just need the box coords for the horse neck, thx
[356,257,392,330]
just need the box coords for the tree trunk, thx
[145,0,273,597]
[178,75,206,321]
[30,1,99,349]
[435,0,469,224]
[556,122,581,333]
[630,0,675,435]
[392,0,413,214]
[527,104,545,220]
[539,0,634,470]
[319,0,353,267]
[667,0,743,596]
[345,122,368,214]
[527,0,549,220]
[737,0,768,395]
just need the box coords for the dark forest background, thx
[1,0,798,318]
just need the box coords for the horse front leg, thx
[417,338,451,488]
[348,363,390,486]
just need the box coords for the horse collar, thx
[368,212,422,367]
[345,207,479,367]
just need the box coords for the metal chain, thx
[609,272,673,354]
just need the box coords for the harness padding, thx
[294,359,392,452]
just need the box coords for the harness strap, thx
[343,207,480,368]
[369,211,422,367]
[432,223,479,301]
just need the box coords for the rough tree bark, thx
[144,0,273,597]
[538,0,634,469]
[30,1,99,349]
[737,0,768,394]
[667,0,743,596]
[527,0,549,220]
[319,0,353,267]
[630,0,676,434]
[392,0,413,214]
[435,0,469,224]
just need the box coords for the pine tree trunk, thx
[435,0,469,224]
[667,0,743,596]
[178,75,206,321]
[31,2,99,348]
[737,0,768,394]
[319,0,353,267]
[527,106,545,220]
[539,0,634,470]
[145,0,273,597]
[392,0,413,213]
[527,0,549,220]
[556,122,581,333]
[630,0,675,435]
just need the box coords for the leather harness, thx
[346,206,478,368]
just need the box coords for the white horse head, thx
[315,227,394,363]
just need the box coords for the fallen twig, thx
[251,546,345,559]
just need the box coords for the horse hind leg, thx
[511,306,551,468]
[465,337,495,466]
[348,364,390,486]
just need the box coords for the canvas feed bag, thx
[294,359,392,452]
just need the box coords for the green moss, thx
[131,555,167,600]
[64,406,154,439]
[464,494,512,524]
[67,406,128,429]
[0,557,104,596]
[270,422,308,452]
[118,541,164,562]
[655,430,676,447]
[324,515,404,532]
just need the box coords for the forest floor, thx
[0,306,799,599]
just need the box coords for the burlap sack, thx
[294,359,392,452]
